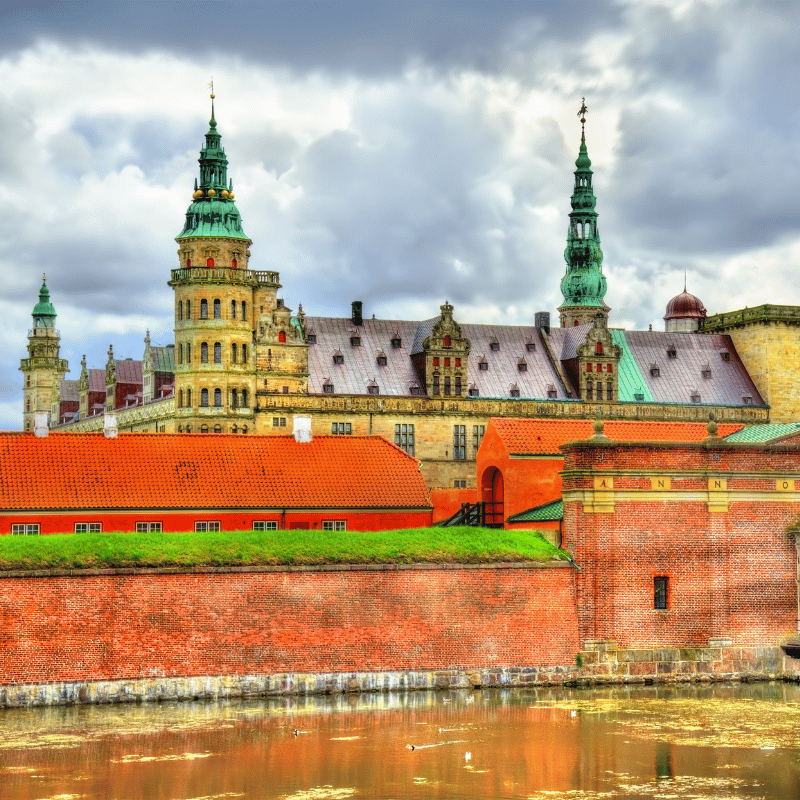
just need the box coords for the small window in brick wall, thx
[654,577,669,609]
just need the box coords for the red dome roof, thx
[664,289,707,321]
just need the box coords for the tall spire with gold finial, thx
[558,98,609,328]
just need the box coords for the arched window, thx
[26,397,30,412]
[186,388,192,407]
[231,389,238,408]
[242,425,248,434]
[231,258,237,269]
[241,301,246,320]
[200,299,208,319]
[186,423,192,433]
[206,257,215,267]
[214,342,221,363]
[186,299,191,318]
[242,343,248,363]
[201,424,208,433]
[443,335,451,348]
[186,343,191,363]
[231,343,238,363]
[444,376,451,395]
[186,258,192,267]
[178,302,183,321]
[214,388,222,407]
[278,330,286,343]
[213,299,221,319]
[606,381,613,401]
[214,425,222,434]
[179,389,184,407]
[201,388,209,407]
[231,300,236,319]
[596,341,603,354]
[201,342,208,363]
[241,389,248,408]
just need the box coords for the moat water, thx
[1,682,800,799]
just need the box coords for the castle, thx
[23,97,800,493]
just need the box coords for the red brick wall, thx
[562,441,799,648]
[0,565,580,684]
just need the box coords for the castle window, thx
[701,365,711,379]
[179,389,184,407]
[136,522,162,532]
[472,425,485,453]
[206,258,215,267]
[720,351,730,362]
[596,341,603,354]
[490,341,499,351]
[213,299,221,318]
[253,521,278,531]
[547,386,557,399]
[333,352,344,364]
[74,522,102,533]
[667,346,677,359]
[518,360,527,372]
[332,422,352,435]
[323,381,334,393]
[232,389,239,408]
[743,394,753,404]
[201,425,209,433]
[279,330,287,343]
[11,524,40,535]
[650,365,660,377]
[241,389,248,407]
[26,398,30,412]
[607,364,613,373]
[444,376,451,395]
[195,520,221,532]
[201,299,208,319]
[510,387,520,398]
[186,300,191,318]
[186,423,192,432]
[586,380,593,400]
[654,577,669,610]
[231,300,236,319]
[479,360,488,371]
[186,388,192,407]
[455,358,461,367]
[241,301,246,320]
[350,335,360,346]
[596,363,603,372]
[455,376,462,396]
[607,381,613,401]
[454,480,466,488]
[201,342,208,363]
[241,425,247,433]
[367,384,379,395]
[453,425,466,460]
[178,302,183,321]
[282,386,289,394]
[690,391,701,403]
[214,425,222,434]
[395,423,415,455]
[526,341,536,352]
[308,333,317,344]
[231,258,237,269]
[409,385,421,395]
[201,388,209,407]
[272,417,287,427]
[231,343,238,363]
[433,357,440,366]
[391,337,402,348]
[468,386,479,397]
[443,335,451,348]
[634,392,644,401]
[444,358,450,367]
[586,363,592,372]
[242,344,247,363]
[214,388,222,407]
[214,342,221,363]
[186,258,191,267]
[323,520,347,531]
[432,376,440,395]
[377,354,387,366]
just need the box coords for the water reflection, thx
[1,683,799,799]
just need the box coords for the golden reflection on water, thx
[0,683,799,799]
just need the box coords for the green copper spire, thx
[176,91,250,241]
[560,99,607,312]
[32,276,56,326]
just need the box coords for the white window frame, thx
[252,521,278,531]
[74,522,102,533]
[322,520,347,531]
[11,523,40,535]
[195,521,221,532]
[135,522,163,533]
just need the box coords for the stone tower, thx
[19,279,69,431]
[168,94,305,433]
[559,100,610,328]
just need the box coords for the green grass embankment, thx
[0,527,567,571]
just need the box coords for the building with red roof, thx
[0,424,432,535]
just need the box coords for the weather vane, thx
[578,97,588,134]
[209,78,214,99]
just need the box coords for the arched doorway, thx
[481,467,505,528]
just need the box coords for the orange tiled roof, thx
[0,433,431,511]
[490,418,744,455]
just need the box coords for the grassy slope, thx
[0,527,567,571]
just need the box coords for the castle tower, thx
[559,100,610,328]
[169,92,285,434]
[19,278,69,431]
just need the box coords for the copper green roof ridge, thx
[611,329,654,403]
[507,498,563,523]
[32,280,56,322]
[724,423,800,443]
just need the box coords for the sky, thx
[2,0,799,430]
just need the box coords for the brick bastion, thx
[1,563,798,707]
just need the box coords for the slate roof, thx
[724,423,800,443]
[0,433,431,511]
[115,359,142,384]
[507,498,564,523]
[88,369,105,391]
[489,418,744,456]
[59,379,79,402]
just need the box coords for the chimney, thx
[535,311,551,335]
[351,300,363,326]
[34,412,49,438]
[104,412,118,439]
[293,415,312,443]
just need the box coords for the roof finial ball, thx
[578,97,588,134]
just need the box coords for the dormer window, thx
[278,330,287,343]
[391,336,402,349]
[720,351,730,362]
[307,333,317,344]
[742,394,753,405]
[526,341,536,352]
[376,353,387,366]
[323,380,334,394]
[595,341,603,355]
[701,365,711,379]
[350,335,361,347]
[650,364,660,377]
[409,384,421,395]
[690,391,701,403]
[547,384,557,399]
[510,385,520,398]
[518,359,527,372]
[333,351,344,364]
[634,392,644,401]
[667,346,677,359]
[468,385,479,397]
[490,340,500,351]
[479,359,488,371]
[367,382,379,395]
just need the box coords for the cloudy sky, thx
[2,0,799,429]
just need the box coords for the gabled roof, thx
[724,423,800,443]
[489,418,744,456]
[149,345,175,373]
[0,433,431,512]
[115,359,142,384]
[88,369,105,391]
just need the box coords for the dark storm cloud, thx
[0,1,622,73]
